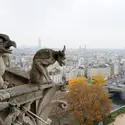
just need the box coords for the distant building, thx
[78,57,84,66]
[38,37,41,49]
[113,61,120,75]
[50,73,62,83]
[65,69,78,81]
[77,66,85,77]
[49,68,62,83]
[87,65,111,78]
[98,58,105,65]
[120,59,125,72]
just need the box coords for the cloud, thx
[0,0,125,48]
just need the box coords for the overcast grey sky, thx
[0,0,125,49]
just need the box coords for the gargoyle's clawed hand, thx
[46,79,53,84]
[0,48,12,54]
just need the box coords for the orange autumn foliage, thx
[68,75,106,88]
[68,77,88,88]
[68,77,88,84]
[67,82,112,125]
[91,74,106,86]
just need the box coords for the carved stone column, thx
[36,85,67,125]
[0,54,6,89]
[2,53,11,68]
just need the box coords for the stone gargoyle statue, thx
[0,34,16,89]
[30,45,66,84]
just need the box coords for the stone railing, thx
[0,69,67,125]
[3,68,29,86]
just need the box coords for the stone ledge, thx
[5,68,29,80]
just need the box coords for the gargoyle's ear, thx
[62,45,66,53]
[59,50,61,54]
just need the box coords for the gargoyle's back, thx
[33,48,56,60]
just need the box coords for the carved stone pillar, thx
[2,53,11,68]
[0,54,6,89]
[36,85,67,125]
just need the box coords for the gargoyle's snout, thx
[10,41,17,48]
[5,40,17,50]
[4,40,17,54]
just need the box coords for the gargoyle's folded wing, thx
[34,49,52,60]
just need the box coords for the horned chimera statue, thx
[0,34,16,89]
[30,45,66,84]
[29,45,67,125]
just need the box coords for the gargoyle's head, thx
[57,45,66,66]
[0,34,17,54]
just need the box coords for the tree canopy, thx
[67,79,111,125]
[91,75,106,86]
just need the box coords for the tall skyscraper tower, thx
[84,44,86,50]
[38,37,41,49]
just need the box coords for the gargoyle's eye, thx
[0,38,3,43]
[60,52,64,56]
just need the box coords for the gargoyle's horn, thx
[62,45,66,53]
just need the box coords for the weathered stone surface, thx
[0,45,67,125]
[0,83,66,125]
[0,83,60,101]
[0,34,16,89]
